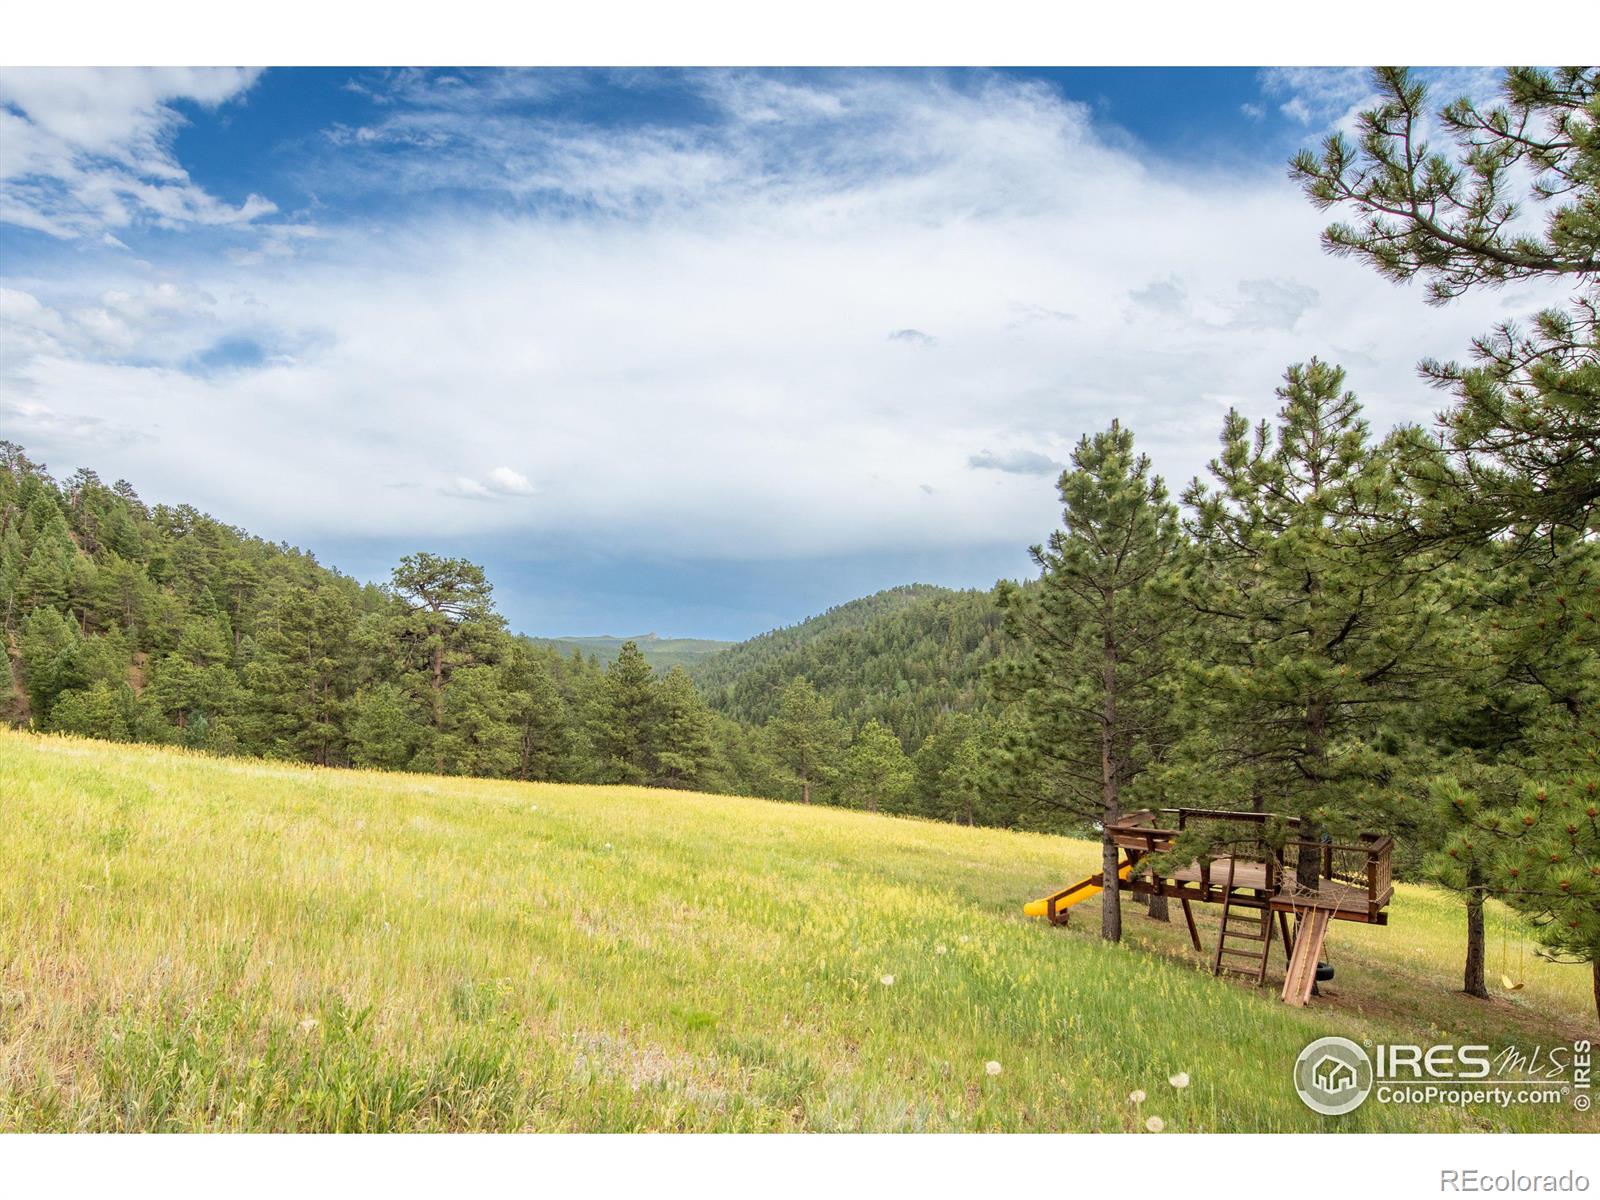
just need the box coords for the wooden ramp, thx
[1281,907,1331,1007]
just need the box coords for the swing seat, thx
[1315,962,1335,983]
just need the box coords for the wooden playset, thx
[1024,807,1394,1006]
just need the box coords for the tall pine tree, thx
[996,421,1186,941]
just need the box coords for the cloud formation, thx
[968,449,1064,477]
[0,68,276,239]
[0,68,1563,569]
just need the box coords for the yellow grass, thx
[1,729,1593,1132]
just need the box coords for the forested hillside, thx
[0,444,1020,822]
[0,444,729,791]
[689,584,1013,746]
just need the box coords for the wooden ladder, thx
[1211,857,1275,986]
[1281,906,1331,1006]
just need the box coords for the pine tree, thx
[146,602,241,746]
[244,583,357,765]
[389,553,507,772]
[912,714,976,822]
[1180,364,1440,879]
[841,718,913,813]
[587,641,660,785]
[1499,771,1600,1022]
[19,605,85,722]
[765,677,844,805]
[435,663,519,777]
[49,680,136,741]
[19,511,73,613]
[503,645,569,782]
[652,665,716,789]
[1293,66,1599,1000]
[995,421,1186,940]
[347,683,421,771]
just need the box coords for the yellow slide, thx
[1024,858,1134,918]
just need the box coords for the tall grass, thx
[1,730,1592,1132]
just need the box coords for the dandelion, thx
[1169,1072,1189,1089]
[880,974,895,986]
[298,1015,319,1034]
[985,1061,1002,1076]
[935,944,948,956]
[1145,1115,1165,1133]
[1129,1088,1146,1104]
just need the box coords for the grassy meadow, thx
[1,729,1594,1133]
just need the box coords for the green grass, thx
[1,729,1593,1133]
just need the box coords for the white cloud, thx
[437,467,536,501]
[1279,97,1313,125]
[0,69,1565,566]
[0,67,275,239]
[969,449,1063,477]
[486,467,536,495]
[1260,67,1505,141]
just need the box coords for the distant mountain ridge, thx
[687,583,1015,747]
[526,633,734,672]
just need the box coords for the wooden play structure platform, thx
[1024,808,1394,1006]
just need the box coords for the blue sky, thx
[0,66,1546,639]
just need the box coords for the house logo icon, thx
[1293,1037,1373,1115]
[1313,1055,1355,1093]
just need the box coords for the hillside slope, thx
[2,730,1591,1133]
[689,584,1013,746]
[526,633,733,672]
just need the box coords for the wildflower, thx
[985,1061,1002,1076]
[935,944,948,956]
[1169,1072,1189,1089]
[298,1016,319,1034]
[880,974,895,986]
[1129,1089,1146,1104]
[1145,1115,1165,1133]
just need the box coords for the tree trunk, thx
[1101,831,1122,943]
[1294,825,1322,896]
[1463,869,1489,999]
[1099,606,1121,942]
[430,644,446,772]
[1295,688,1330,886]
[1146,892,1170,922]
[801,777,811,804]
[1592,960,1599,1027]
